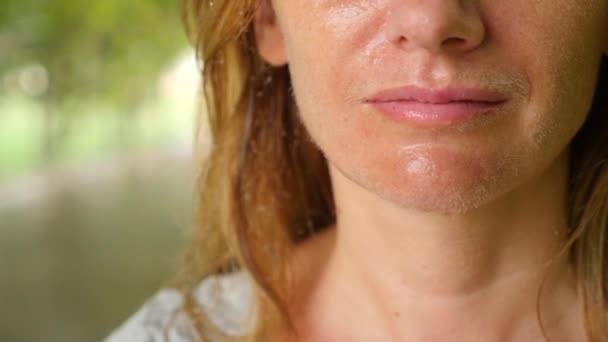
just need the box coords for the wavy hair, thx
[176,0,608,340]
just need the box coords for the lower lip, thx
[370,100,506,127]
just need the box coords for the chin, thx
[335,144,520,215]
[375,178,510,215]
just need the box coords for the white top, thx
[105,271,254,342]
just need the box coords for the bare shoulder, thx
[104,271,254,342]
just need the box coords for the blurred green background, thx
[0,1,201,340]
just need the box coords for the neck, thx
[293,151,584,341]
[333,160,569,297]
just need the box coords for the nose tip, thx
[386,1,485,54]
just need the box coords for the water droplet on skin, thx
[405,157,433,175]
[398,146,435,177]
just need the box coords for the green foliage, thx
[0,0,186,106]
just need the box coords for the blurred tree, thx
[0,0,187,159]
[0,0,185,104]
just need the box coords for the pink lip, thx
[366,86,508,127]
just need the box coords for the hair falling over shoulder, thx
[175,0,334,340]
[176,0,608,340]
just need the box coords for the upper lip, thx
[366,85,508,104]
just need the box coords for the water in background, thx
[0,149,194,341]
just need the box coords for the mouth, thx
[365,85,509,127]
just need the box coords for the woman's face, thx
[256,1,608,212]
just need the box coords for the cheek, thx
[471,0,602,166]
[280,2,382,114]
[499,2,602,94]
